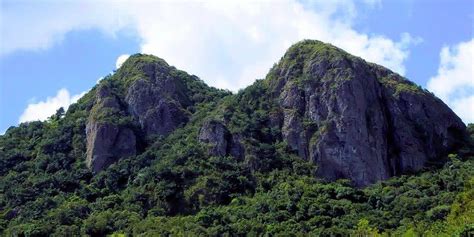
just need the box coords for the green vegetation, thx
[266,40,359,91]
[114,54,169,89]
[112,54,230,104]
[114,155,474,236]
[1,90,472,236]
[0,52,472,236]
[267,40,428,100]
[379,75,426,96]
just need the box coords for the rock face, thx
[85,43,467,185]
[85,54,227,172]
[86,85,136,173]
[198,120,244,159]
[86,122,136,173]
[124,60,191,138]
[268,40,467,186]
[86,57,191,172]
[126,83,188,137]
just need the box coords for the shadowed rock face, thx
[269,40,467,186]
[198,120,244,160]
[124,62,191,138]
[86,122,136,173]
[85,60,192,172]
[85,54,226,172]
[86,85,136,173]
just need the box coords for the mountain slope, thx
[86,40,467,186]
[263,40,467,185]
[85,54,230,172]
[0,40,472,236]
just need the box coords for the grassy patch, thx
[378,75,425,96]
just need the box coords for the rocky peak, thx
[84,43,467,186]
[264,40,467,186]
[85,54,229,172]
[117,54,228,138]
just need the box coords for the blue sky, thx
[0,0,473,133]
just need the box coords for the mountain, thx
[87,40,466,186]
[1,40,472,236]
[85,55,230,172]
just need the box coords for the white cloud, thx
[0,1,130,56]
[96,76,104,83]
[451,96,474,124]
[116,54,130,69]
[19,88,85,123]
[3,0,419,91]
[427,39,474,124]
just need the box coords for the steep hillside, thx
[0,40,472,236]
[85,54,230,172]
[86,40,467,186]
[264,40,467,186]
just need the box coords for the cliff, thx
[84,40,467,186]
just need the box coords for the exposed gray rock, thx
[229,134,245,160]
[272,40,467,186]
[198,120,229,157]
[198,120,244,159]
[125,63,191,139]
[85,55,211,172]
[86,122,136,173]
[85,85,136,173]
[83,43,467,185]
[125,73,189,138]
[279,82,308,159]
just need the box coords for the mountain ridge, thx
[82,39,466,186]
[1,39,472,236]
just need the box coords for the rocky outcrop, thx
[120,57,196,138]
[198,120,244,159]
[125,78,189,137]
[269,40,467,186]
[86,85,136,173]
[84,43,467,185]
[85,54,227,172]
[86,122,136,173]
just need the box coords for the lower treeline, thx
[0,106,473,236]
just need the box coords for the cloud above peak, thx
[19,89,85,123]
[3,0,418,91]
[427,39,474,124]
[116,54,130,69]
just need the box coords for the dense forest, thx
[1,41,473,236]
